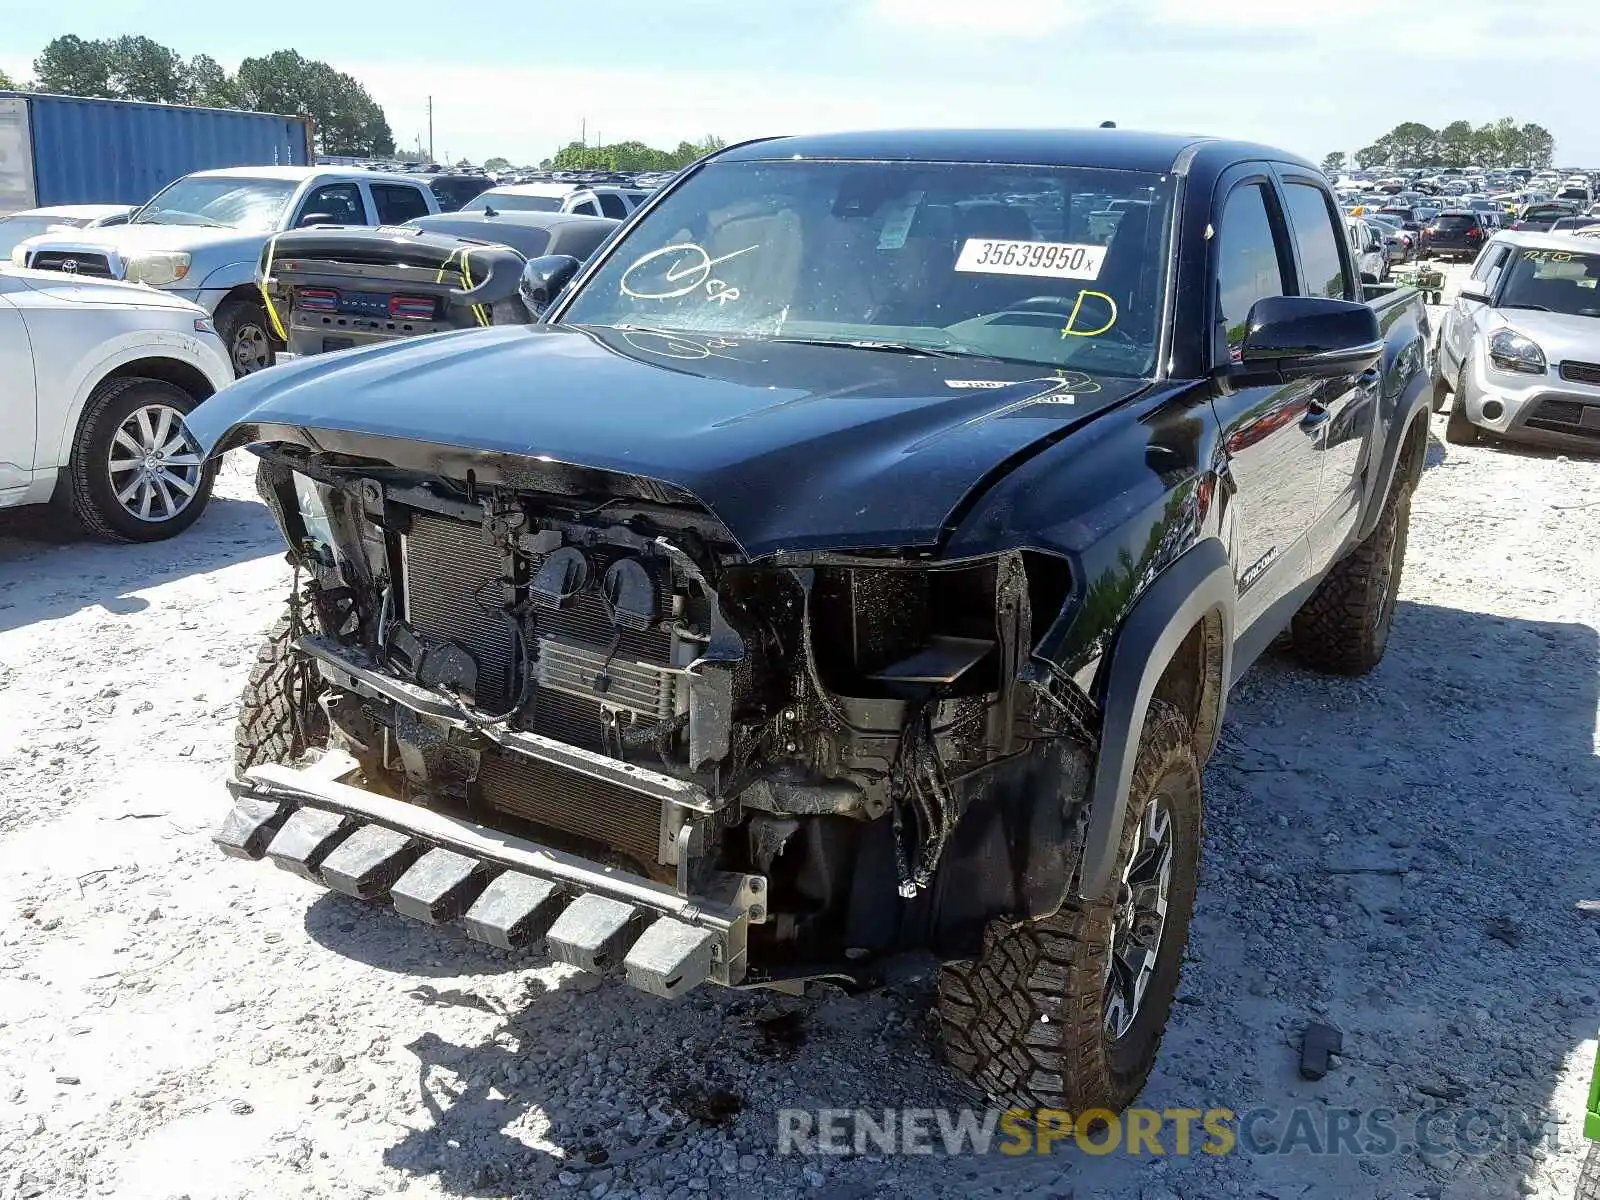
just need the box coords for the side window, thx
[372,183,431,225]
[1216,183,1288,354]
[570,200,600,217]
[297,182,365,227]
[1282,182,1350,299]
[596,192,628,220]
[1470,244,1505,281]
[1482,245,1512,291]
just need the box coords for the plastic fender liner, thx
[1355,370,1430,543]
[1077,538,1234,900]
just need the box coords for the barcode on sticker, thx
[955,239,1107,280]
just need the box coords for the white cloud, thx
[866,0,1098,35]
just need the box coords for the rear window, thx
[461,191,562,213]
[1433,215,1477,232]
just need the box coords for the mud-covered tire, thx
[234,607,328,777]
[934,700,1202,1114]
[64,376,217,543]
[1290,474,1412,675]
[1579,1142,1600,1200]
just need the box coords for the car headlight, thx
[9,244,26,266]
[293,472,337,558]
[1487,327,1547,375]
[122,251,191,288]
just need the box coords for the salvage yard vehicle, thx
[257,212,619,359]
[0,263,232,539]
[12,166,444,377]
[1433,230,1600,448]
[188,128,1434,1115]
[0,204,133,259]
[463,181,650,221]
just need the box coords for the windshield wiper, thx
[768,337,963,359]
[1498,302,1552,311]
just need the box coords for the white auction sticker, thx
[954,238,1107,280]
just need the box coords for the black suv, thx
[1425,210,1490,261]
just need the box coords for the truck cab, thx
[12,166,444,376]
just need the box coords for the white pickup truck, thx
[12,166,443,377]
[0,265,234,541]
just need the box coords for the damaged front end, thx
[221,446,1099,995]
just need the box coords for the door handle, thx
[1301,399,1330,428]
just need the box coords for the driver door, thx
[292,182,368,228]
[1205,173,1324,635]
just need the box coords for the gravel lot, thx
[1,271,1597,1200]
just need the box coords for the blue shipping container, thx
[0,92,312,214]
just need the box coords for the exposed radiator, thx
[476,748,664,868]
[404,514,517,710]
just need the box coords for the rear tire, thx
[934,700,1202,1114]
[65,376,217,543]
[235,606,329,777]
[1291,473,1413,675]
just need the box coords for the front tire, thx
[64,376,216,543]
[235,606,329,777]
[1290,473,1413,675]
[216,296,276,377]
[935,700,1202,1114]
[1444,365,1481,445]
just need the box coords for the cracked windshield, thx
[559,159,1173,375]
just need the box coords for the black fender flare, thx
[1077,538,1235,900]
[1355,359,1431,542]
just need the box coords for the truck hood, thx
[183,323,1146,559]
[24,222,264,258]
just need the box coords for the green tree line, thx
[542,136,727,173]
[17,35,394,157]
[1324,118,1556,175]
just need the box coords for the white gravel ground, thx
[1,281,1597,1199]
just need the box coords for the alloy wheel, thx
[232,321,272,374]
[1104,795,1174,1040]
[106,403,203,523]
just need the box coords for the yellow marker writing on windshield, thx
[1061,291,1118,338]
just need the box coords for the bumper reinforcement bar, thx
[216,756,760,996]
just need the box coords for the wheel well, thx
[218,284,264,313]
[1399,409,1429,489]
[98,358,216,404]
[1149,610,1227,764]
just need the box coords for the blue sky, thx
[3,0,1597,166]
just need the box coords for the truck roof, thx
[717,128,1315,174]
[184,165,429,186]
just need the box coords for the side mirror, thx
[1235,295,1382,379]
[1458,280,1492,304]
[518,254,581,318]
[297,211,337,228]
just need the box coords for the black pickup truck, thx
[186,129,1433,1116]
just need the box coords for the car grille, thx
[475,746,663,869]
[28,250,115,278]
[1525,398,1600,440]
[403,513,517,710]
[1558,361,1600,386]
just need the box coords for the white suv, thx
[1,265,234,541]
[459,182,650,221]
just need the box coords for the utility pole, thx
[581,117,586,148]
[427,96,434,162]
